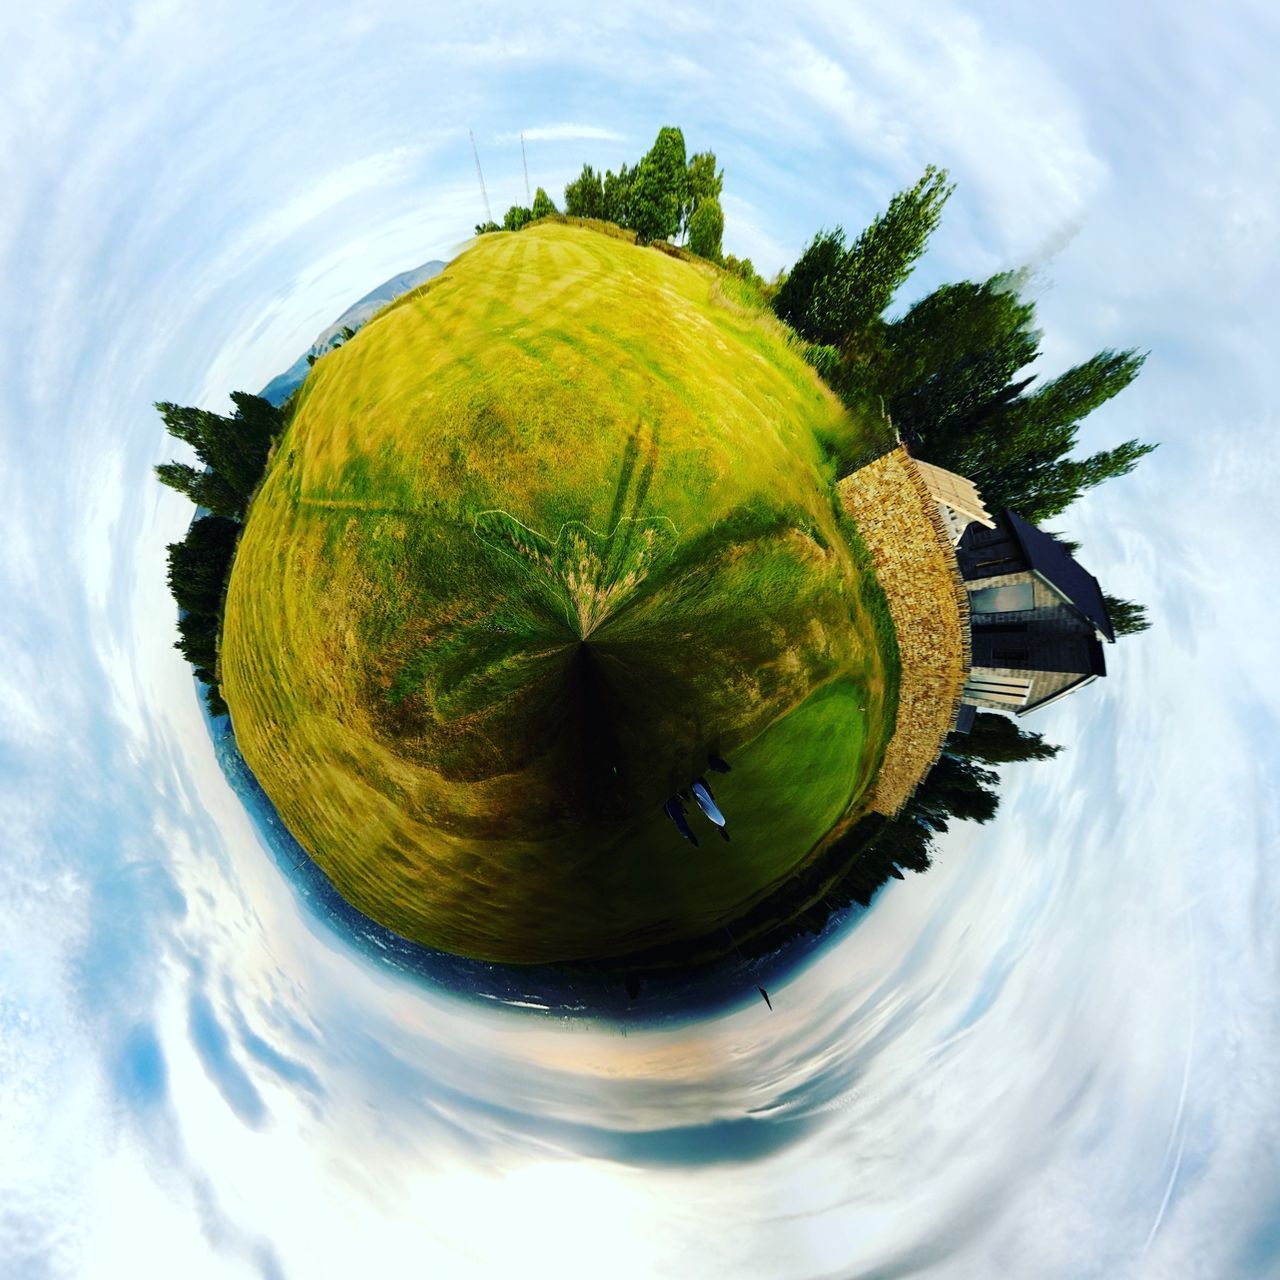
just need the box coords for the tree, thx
[531,186,557,220]
[770,228,847,344]
[502,204,533,232]
[946,712,1062,764]
[563,164,604,218]
[601,163,634,226]
[686,196,724,261]
[771,166,952,348]
[165,516,240,616]
[863,274,1040,450]
[155,393,281,515]
[1103,594,1151,636]
[629,126,688,244]
[684,150,723,237]
[155,461,245,519]
[474,220,501,235]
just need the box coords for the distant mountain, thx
[259,258,447,406]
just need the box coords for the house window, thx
[970,582,1035,613]
[993,648,1030,666]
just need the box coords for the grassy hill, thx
[221,222,898,964]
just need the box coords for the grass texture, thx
[221,224,898,963]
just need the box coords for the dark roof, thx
[1002,510,1115,642]
[1021,636,1107,713]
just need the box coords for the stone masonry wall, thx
[838,447,971,816]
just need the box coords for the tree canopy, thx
[156,393,284,713]
[686,196,724,262]
[772,166,1155,621]
[629,126,688,244]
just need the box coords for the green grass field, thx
[221,222,898,964]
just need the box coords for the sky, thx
[2,1,1279,1277]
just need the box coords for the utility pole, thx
[469,129,492,225]
[520,132,531,205]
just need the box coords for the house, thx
[955,509,1115,716]
[913,458,996,544]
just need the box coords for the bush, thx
[686,197,724,261]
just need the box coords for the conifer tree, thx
[946,712,1063,764]
[1103,594,1151,636]
[772,166,952,346]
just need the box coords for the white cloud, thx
[497,123,625,143]
[2,1,1279,1277]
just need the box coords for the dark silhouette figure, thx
[757,986,773,1010]
[707,753,732,774]
[663,796,699,846]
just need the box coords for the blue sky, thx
[2,1,1279,1277]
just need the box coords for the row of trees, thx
[561,126,725,254]
[783,712,1064,947]
[477,126,730,263]
[476,185,560,236]
[771,166,1155,619]
[156,393,284,713]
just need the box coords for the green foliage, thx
[166,515,240,615]
[156,394,283,711]
[773,167,1155,521]
[629,126,688,244]
[474,220,501,235]
[563,164,605,218]
[1103,593,1151,636]
[772,166,952,347]
[803,343,843,383]
[945,712,1062,764]
[684,150,723,236]
[531,186,558,220]
[155,393,281,515]
[601,163,634,226]
[155,461,244,519]
[858,274,1039,443]
[502,204,533,232]
[770,228,847,345]
[686,195,724,261]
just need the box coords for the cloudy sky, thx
[2,1,1279,1276]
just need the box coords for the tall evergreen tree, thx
[866,274,1040,450]
[165,515,240,616]
[531,186,557,220]
[771,166,952,347]
[155,393,280,514]
[1102,594,1151,636]
[946,712,1062,764]
[155,461,245,519]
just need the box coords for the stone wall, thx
[837,446,971,816]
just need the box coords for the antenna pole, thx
[469,129,492,224]
[521,132,531,205]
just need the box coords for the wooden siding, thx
[837,447,971,817]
